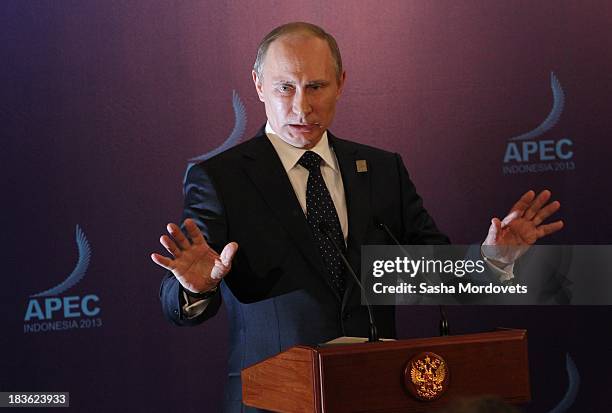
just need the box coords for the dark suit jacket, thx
[159,127,449,412]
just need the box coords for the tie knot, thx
[298,151,322,172]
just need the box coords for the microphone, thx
[374,219,424,283]
[439,306,449,336]
[318,221,379,342]
[374,219,402,247]
[374,218,450,337]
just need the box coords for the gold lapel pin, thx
[356,159,368,173]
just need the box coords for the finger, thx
[537,220,564,238]
[524,190,551,221]
[507,190,536,216]
[167,223,190,250]
[533,200,560,225]
[501,210,521,226]
[184,218,207,245]
[160,235,181,257]
[220,242,239,266]
[150,253,174,271]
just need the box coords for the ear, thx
[336,70,346,100]
[252,70,265,102]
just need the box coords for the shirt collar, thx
[265,122,338,173]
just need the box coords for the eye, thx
[277,84,294,93]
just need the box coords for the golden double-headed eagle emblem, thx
[404,352,449,401]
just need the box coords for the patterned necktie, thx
[298,151,346,297]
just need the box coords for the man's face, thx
[253,33,345,149]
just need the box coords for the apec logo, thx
[502,72,575,175]
[23,225,102,333]
[183,90,246,186]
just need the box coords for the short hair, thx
[253,22,343,82]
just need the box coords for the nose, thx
[292,89,312,119]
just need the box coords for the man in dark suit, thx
[152,22,563,412]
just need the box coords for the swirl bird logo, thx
[30,225,91,297]
[183,90,247,187]
[510,72,565,142]
[547,353,580,413]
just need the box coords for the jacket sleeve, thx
[159,162,227,326]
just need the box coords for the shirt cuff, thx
[480,245,515,282]
[181,290,211,319]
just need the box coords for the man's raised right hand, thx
[151,218,239,294]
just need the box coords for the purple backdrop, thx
[2,1,611,411]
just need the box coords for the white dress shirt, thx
[265,122,348,241]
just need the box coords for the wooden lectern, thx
[242,329,530,412]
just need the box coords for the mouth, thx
[288,123,321,133]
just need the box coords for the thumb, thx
[486,217,502,242]
[220,242,239,267]
[210,243,239,281]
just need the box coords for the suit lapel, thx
[241,129,342,300]
[329,134,373,308]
